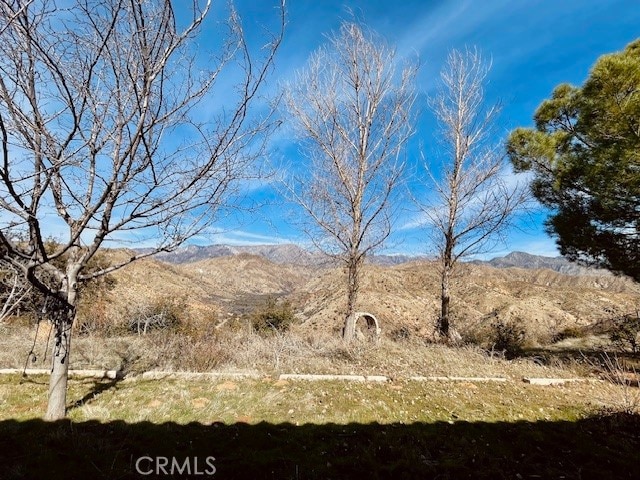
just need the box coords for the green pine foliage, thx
[507,39,640,280]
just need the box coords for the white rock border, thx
[140,371,262,380]
[0,368,118,379]
[279,374,366,381]
[410,376,507,382]
[522,377,590,385]
[0,368,594,386]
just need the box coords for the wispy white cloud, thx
[207,229,294,246]
[396,0,516,61]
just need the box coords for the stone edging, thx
[522,377,592,385]
[0,368,118,379]
[410,376,507,382]
[141,371,261,380]
[0,368,595,385]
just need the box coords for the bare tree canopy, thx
[0,0,284,419]
[0,260,32,323]
[283,22,416,342]
[419,48,528,339]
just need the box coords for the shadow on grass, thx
[67,377,122,411]
[66,351,135,411]
[1,413,639,479]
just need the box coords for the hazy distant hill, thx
[151,244,423,267]
[149,244,612,277]
[152,244,321,265]
[471,251,608,276]
[103,251,639,343]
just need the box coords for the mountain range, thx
[152,244,420,267]
[150,243,604,276]
[470,251,609,276]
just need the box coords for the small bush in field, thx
[250,296,295,335]
[128,297,186,335]
[76,297,114,336]
[390,326,411,342]
[490,319,526,359]
[136,324,230,372]
[610,312,640,353]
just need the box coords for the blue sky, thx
[202,0,640,258]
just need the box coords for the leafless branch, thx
[0,260,32,322]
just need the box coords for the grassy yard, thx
[1,373,638,479]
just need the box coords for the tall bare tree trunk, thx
[343,257,360,342]
[438,223,455,338]
[44,272,78,421]
[283,22,415,343]
[439,263,452,338]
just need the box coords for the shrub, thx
[250,296,295,335]
[76,297,115,336]
[590,352,640,415]
[390,326,411,342]
[490,319,526,359]
[140,326,230,372]
[552,326,586,343]
[128,297,186,335]
[610,312,640,353]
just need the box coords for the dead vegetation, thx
[0,321,588,381]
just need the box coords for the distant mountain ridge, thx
[149,244,606,276]
[153,244,320,266]
[151,244,421,267]
[470,251,608,276]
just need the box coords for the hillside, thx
[175,253,314,315]
[152,244,324,266]
[96,251,640,344]
[287,260,638,340]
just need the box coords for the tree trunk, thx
[342,258,359,342]
[438,265,451,339]
[44,276,78,421]
[343,312,357,343]
[45,314,72,421]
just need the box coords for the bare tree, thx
[0,0,29,35]
[419,48,528,339]
[0,0,284,420]
[283,22,416,342]
[0,260,32,322]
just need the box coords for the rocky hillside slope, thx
[98,251,639,344]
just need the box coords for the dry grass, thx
[2,321,638,479]
[1,323,584,380]
[583,352,640,415]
